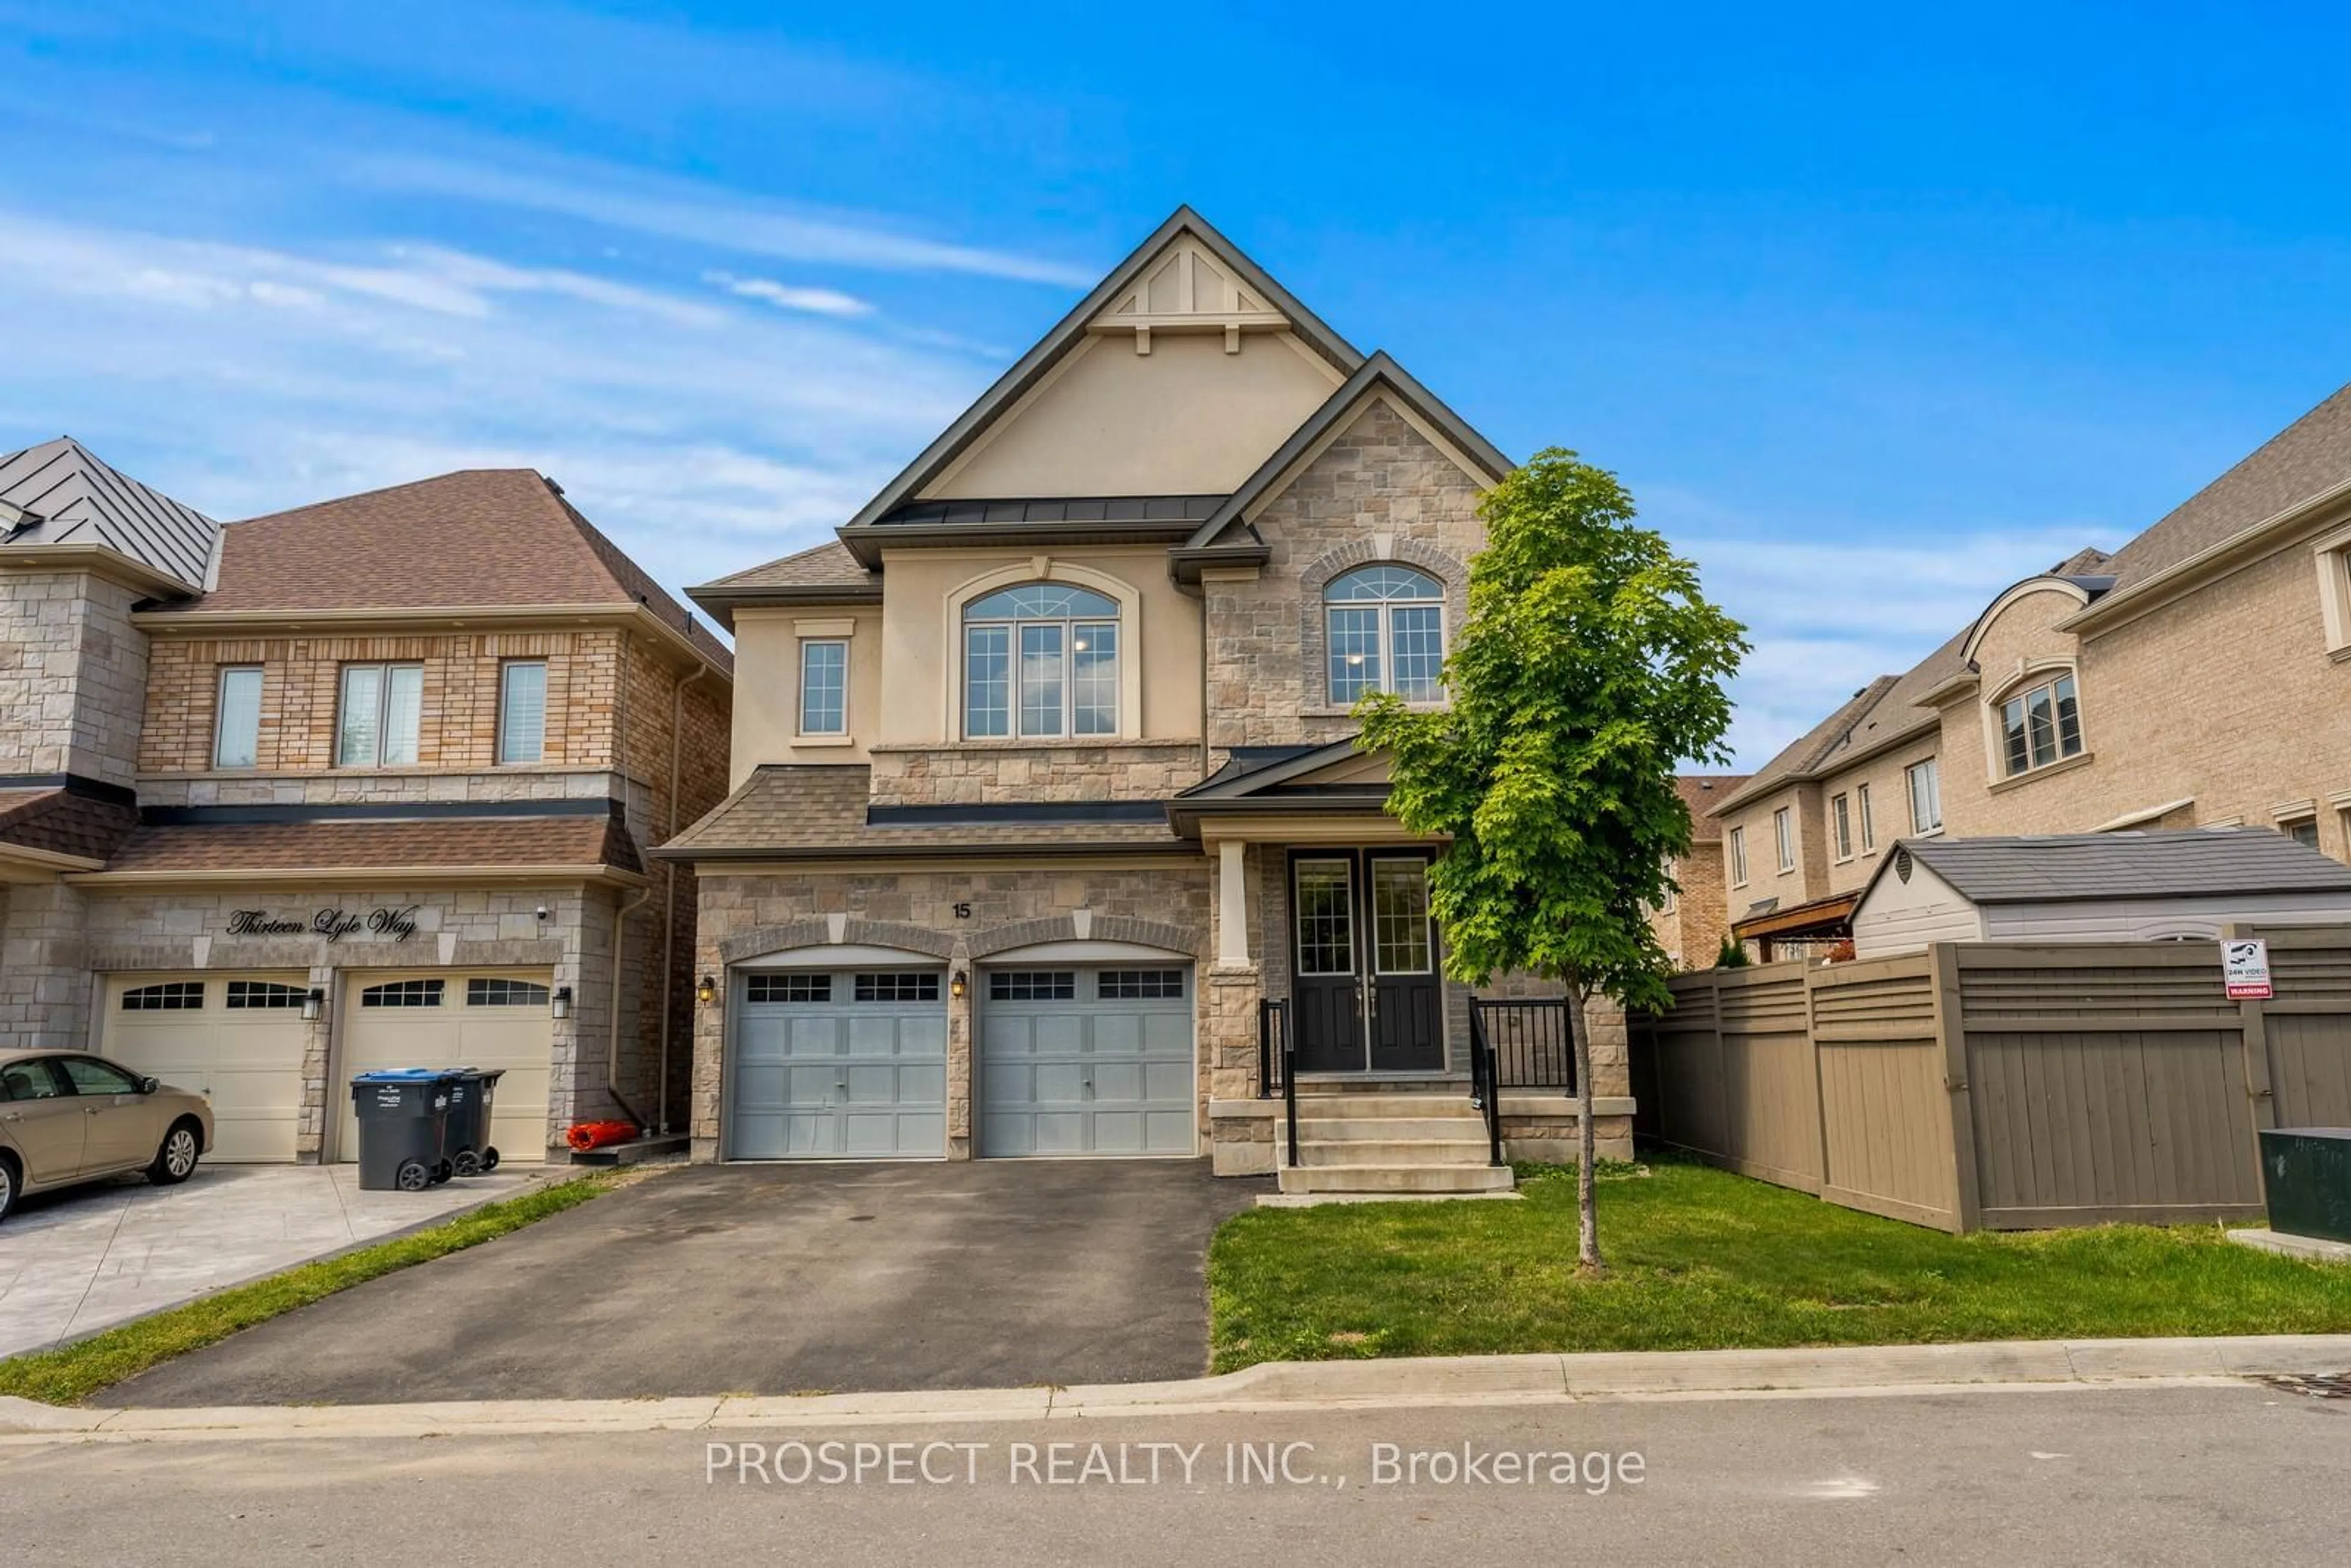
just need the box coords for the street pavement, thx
[7,1380,2345,1566]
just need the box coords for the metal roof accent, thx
[0,436,218,590]
[1877,830,2351,907]
[874,495,1223,527]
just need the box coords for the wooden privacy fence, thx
[1629,928,2351,1232]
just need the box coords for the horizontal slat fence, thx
[1630,928,2351,1232]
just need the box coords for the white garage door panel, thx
[979,966,1196,1158]
[337,972,555,1163]
[104,972,310,1163]
[729,969,946,1160]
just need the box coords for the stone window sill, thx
[792,734,857,748]
[1986,749,2096,795]
[142,763,604,781]
[866,738,1200,754]
[1300,702,1449,719]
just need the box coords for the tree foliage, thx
[1359,449,1746,1269]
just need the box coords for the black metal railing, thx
[1466,999,1504,1166]
[1470,997,1578,1093]
[1258,997,1299,1167]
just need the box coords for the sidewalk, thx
[9,1333,2349,1444]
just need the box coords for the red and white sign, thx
[2223,939,2273,1001]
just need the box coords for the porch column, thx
[1217,839,1250,964]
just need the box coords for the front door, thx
[1288,852,1445,1073]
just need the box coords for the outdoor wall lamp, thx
[301,987,325,1022]
[951,970,969,1001]
[552,986,573,1021]
[696,974,718,1006]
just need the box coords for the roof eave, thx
[1,541,202,599]
[836,516,1203,569]
[687,583,883,630]
[2063,475,2351,637]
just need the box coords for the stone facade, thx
[0,566,149,787]
[689,863,1212,1162]
[866,740,1204,807]
[1203,400,1487,756]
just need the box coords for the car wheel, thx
[0,1154,18,1224]
[148,1120,202,1186]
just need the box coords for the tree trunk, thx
[1569,985,1603,1275]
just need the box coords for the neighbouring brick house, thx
[1713,381,2351,956]
[0,441,730,1163]
[1648,775,1747,969]
[662,209,1629,1194]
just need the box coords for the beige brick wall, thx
[1819,737,1940,896]
[1943,551,2351,849]
[1654,839,1730,969]
[140,628,625,775]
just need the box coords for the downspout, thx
[606,885,653,1128]
[658,663,711,1135]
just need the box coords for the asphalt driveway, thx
[108,1160,1270,1406]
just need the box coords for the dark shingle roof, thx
[2101,382,2351,590]
[0,788,140,863]
[660,765,1191,859]
[0,437,219,589]
[1674,775,1749,842]
[103,814,640,876]
[146,470,730,670]
[1897,830,2351,905]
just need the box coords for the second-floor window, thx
[337,663,423,767]
[1856,782,1875,851]
[1327,566,1444,703]
[1831,793,1853,861]
[1728,826,1748,886]
[799,640,847,736]
[1998,672,2083,777]
[214,666,263,769]
[1773,806,1794,872]
[963,583,1119,739]
[498,661,547,764]
[1907,758,1943,834]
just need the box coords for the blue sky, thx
[4,2,2349,767]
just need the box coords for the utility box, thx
[2259,1128,2351,1245]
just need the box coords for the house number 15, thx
[952,902,972,919]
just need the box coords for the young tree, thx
[1359,449,1745,1273]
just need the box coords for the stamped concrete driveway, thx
[109,1160,1270,1406]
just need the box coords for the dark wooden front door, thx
[1288,851,1445,1073]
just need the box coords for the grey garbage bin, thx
[442,1068,507,1177]
[350,1070,459,1191]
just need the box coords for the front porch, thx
[1176,749,1636,1187]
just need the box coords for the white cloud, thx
[704,271,874,318]
[355,152,1098,287]
[0,206,986,609]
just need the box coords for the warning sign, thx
[2223,939,2273,1001]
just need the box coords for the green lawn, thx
[1208,1158,2351,1373]
[0,1171,622,1406]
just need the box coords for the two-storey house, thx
[1714,381,2351,956]
[665,209,1627,1188]
[0,444,731,1165]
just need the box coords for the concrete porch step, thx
[1290,1116,1488,1141]
[1276,1163,1517,1195]
[1286,1138,1496,1167]
[1283,1093,1484,1120]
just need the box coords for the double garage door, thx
[725,961,1194,1160]
[99,969,554,1164]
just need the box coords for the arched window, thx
[1325,565,1444,702]
[963,583,1121,738]
[1995,670,2083,778]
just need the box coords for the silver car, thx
[0,1049,214,1222]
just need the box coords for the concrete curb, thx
[7,1334,2349,1445]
